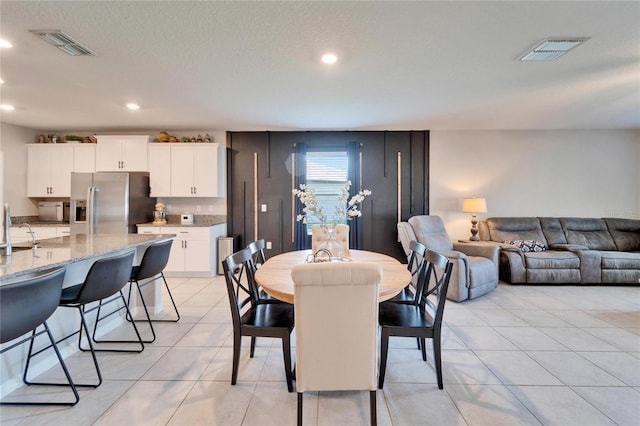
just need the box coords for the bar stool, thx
[54,250,143,388]
[126,239,179,343]
[0,268,79,406]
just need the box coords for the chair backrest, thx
[311,224,350,255]
[71,250,136,305]
[246,239,266,267]
[132,239,173,281]
[419,249,454,329]
[407,216,454,251]
[291,262,381,392]
[407,240,427,292]
[1,268,66,343]
[222,248,255,327]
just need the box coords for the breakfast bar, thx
[0,233,175,398]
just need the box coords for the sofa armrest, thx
[550,243,589,251]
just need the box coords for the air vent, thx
[519,38,589,61]
[29,29,96,56]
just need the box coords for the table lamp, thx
[462,197,487,241]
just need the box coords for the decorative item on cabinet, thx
[64,135,84,143]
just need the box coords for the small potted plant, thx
[64,135,84,143]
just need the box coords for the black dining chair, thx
[0,268,79,406]
[246,239,283,305]
[386,240,427,304]
[53,250,143,388]
[222,248,295,392]
[124,239,179,343]
[378,249,454,390]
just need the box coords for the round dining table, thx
[254,249,411,304]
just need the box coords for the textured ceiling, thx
[0,0,638,132]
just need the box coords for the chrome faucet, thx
[19,223,38,250]
[0,203,12,256]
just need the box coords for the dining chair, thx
[245,239,282,305]
[0,268,79,406]
[53,250,143,388]
[378,249,454,390]
[222,248,295,392]
[291,262,381,426]
[386,240,427,304]
[124,239,179,343]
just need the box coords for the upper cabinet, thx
[149,143,225,197]
[95,135,150,171]
[28,145,74,197]
[148,144,171,197]
[73,144,96,173]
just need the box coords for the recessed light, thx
[0,78,4,84]
[0,39,12,48]
[0,104,15,111]
[126,103,140,110]
[321,53,338,64]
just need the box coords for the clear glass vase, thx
[316,226,345,261]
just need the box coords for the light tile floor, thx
[1,277,639,425]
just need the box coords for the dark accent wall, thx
[227,131,429,261]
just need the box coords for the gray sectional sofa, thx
[478,217,640,285]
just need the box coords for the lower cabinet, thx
[137,224,227,276]
[10,226,69,246]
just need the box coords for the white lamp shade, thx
[462,197,487,213]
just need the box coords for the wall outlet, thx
[266,241,272,249]
[209,205,214,212]
[196,205,201,212]
[261,204,267,212]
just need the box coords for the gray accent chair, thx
[397,216,499,302]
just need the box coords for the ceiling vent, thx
[519,38,589,61]
[29,29,96,56]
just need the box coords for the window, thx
[304,150,348,233]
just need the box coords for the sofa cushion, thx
[604,218,640,252]
[524,251,580,269]
[485,217,548,245]
[600,251,640,270]
[503,240,546,252]
[560,218,617,251]
[539,217,568,245]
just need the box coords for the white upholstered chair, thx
[310,224,350,257]
[291,262,381,426]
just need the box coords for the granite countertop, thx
[137,214,227,227]
[0,233,175,283]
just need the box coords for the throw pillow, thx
[502,240,546,252]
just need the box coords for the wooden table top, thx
[254,249,411,304]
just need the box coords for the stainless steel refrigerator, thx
[70,172,156,234]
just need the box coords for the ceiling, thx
[1,1,638,132]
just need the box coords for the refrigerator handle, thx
[87,186,98,234]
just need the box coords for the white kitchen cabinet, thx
[10,226,58,246]
[137,224,226,276]
[95,135,150,171]
[170,144,224,197]
[27,145,74,197]
[73,144,96,173]
[147,144,171,197]
[27,144,97,197]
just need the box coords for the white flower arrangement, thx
[293,180,372,228]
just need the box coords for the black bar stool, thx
[51,250,143,388]
[126,239,179,343]
[0,268,79,406]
